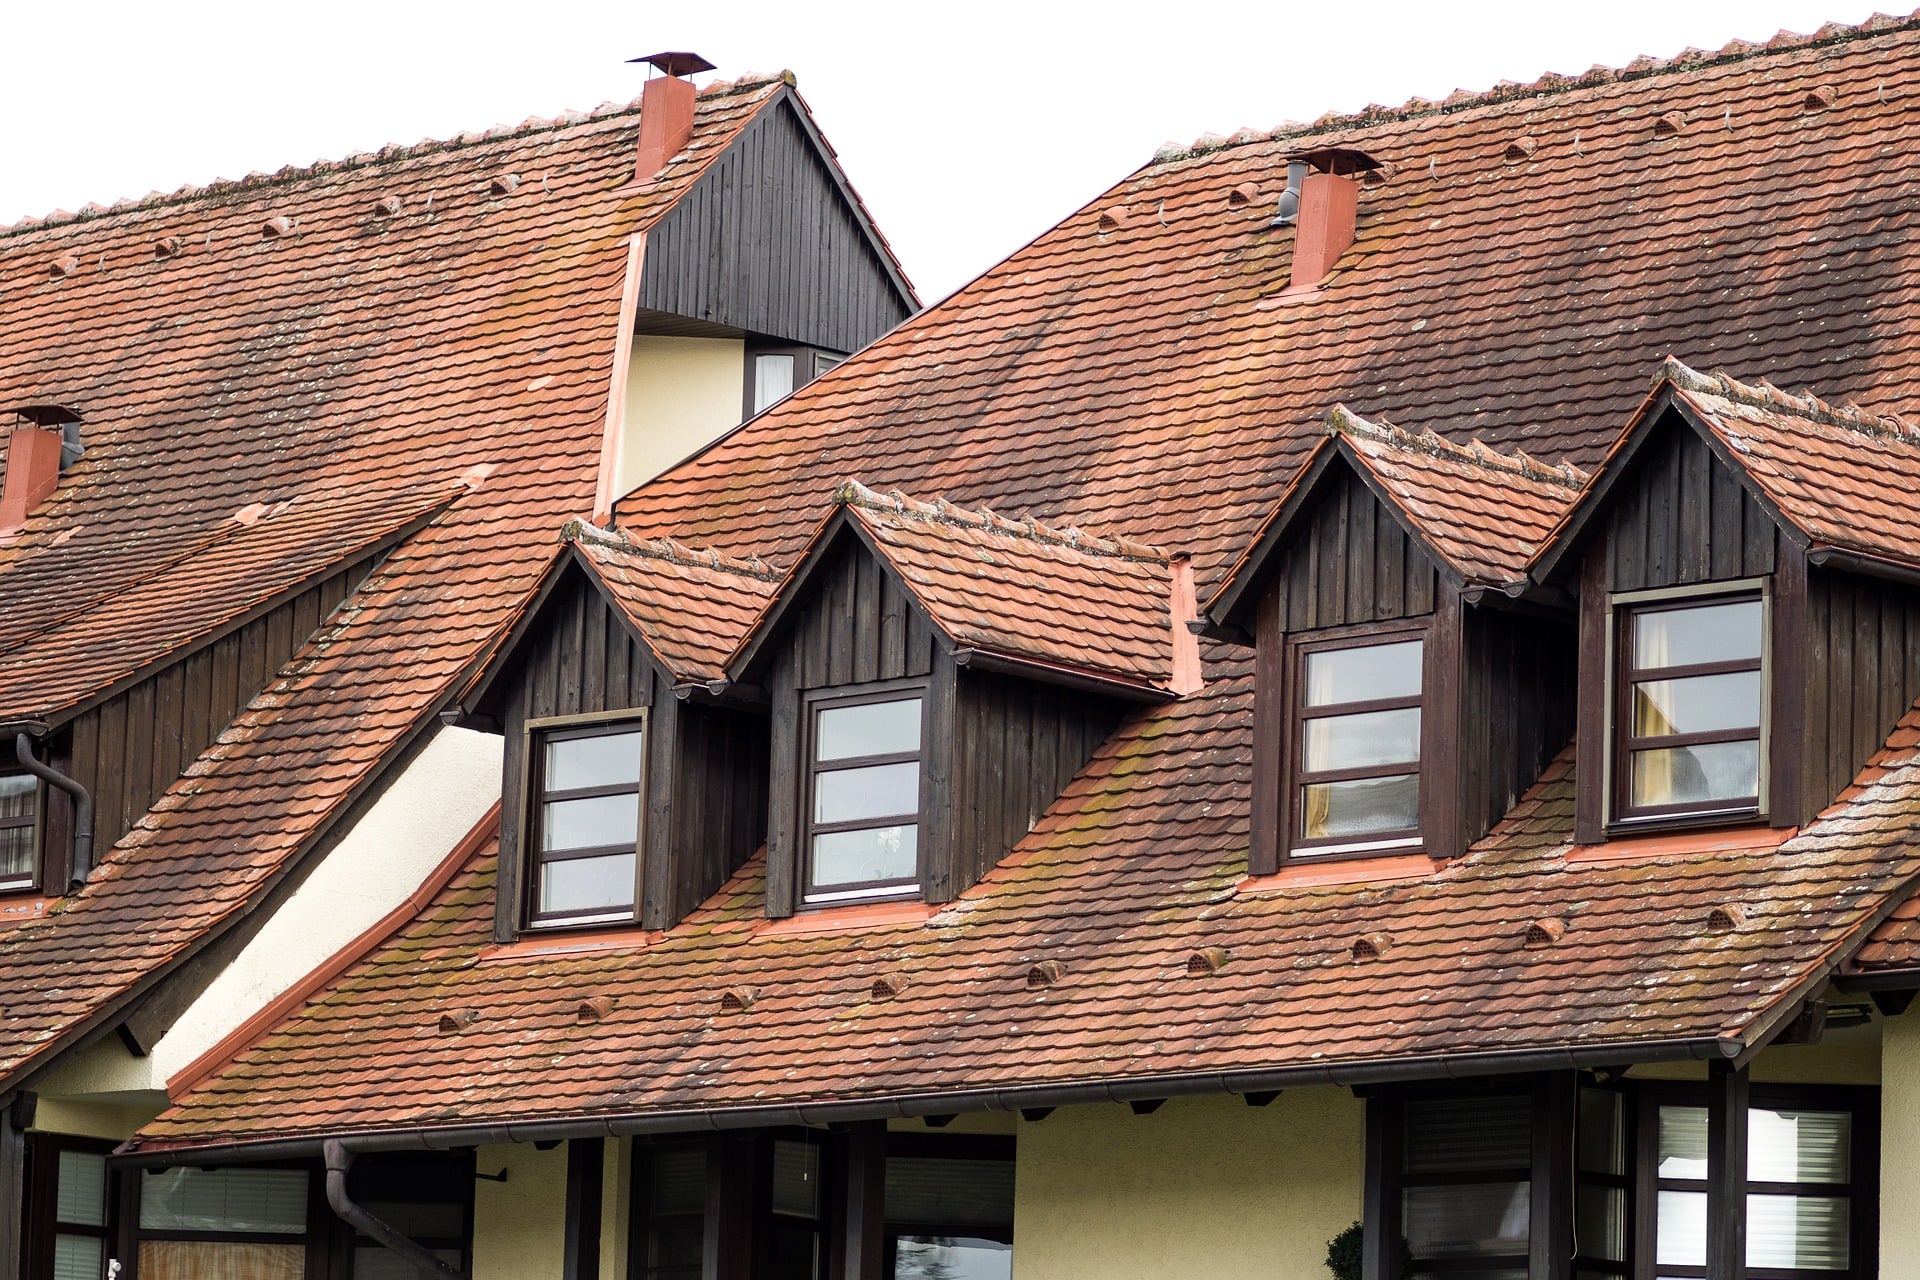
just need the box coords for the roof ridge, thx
[833,479,1169,563]
[563,519,781,582]
[1326,404,1588,489]
[0,73,789,240]
[1149,9,1920,166]
[1658,355,1920,445]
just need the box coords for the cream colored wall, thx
[601,1137,630,1280]
[1881,1013,1920,1275]
[1628,1038,1881,1085]
[1013,1091,1363,1280]
[474,1141,569,1280]
[615,336,745,496]
[29,1096,156,1142]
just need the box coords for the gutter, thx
[116,1033,1731,1168]
[324,1140,469,1280]
[14,732,93,889]
[1805,544,1920,590]
[949,646,1169,703]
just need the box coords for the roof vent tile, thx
[1228,182,1261,207]
[718,986,758,1012]
[1185,946,1229,976]
[1706,905,1747,934]
[1805,85,1839,110]
[1351,934,1391,962]
[1505,136,1539,162]
[490,173,522,196]
[1027,960,1066,989]
[262,216,295,239]
[153,236,184,260]
[576,996,615,1023]
[870,972,911,1001]
[436,1010,479,1035]
[375,195,404,217]
[1654,111,1686,138]
[50,254,80,279]
[1097,206,1131,232]
[1524,917,1567,948]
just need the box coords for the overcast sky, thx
[0,0,1891,300]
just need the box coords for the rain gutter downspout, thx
[14,732,92,889]
[324,1140,469,1280]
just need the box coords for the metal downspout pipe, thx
[323,1140,470,1280]
[14,732,92,889]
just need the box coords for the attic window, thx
[1288,630,1424,857]
[0,765,39,891]
[1612,592,1764,826]
[803,683,925,904]
[525,717,646,926]
[746,343,847,417]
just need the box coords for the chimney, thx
[629,52,716,182]
[0,406,81,533]
[1273,148,1380,294]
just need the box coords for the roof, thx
[1208,406,1586,623]
[0,74,797,1090]
[127,14,1920,1145]
[730,481,1184,696]
[137,658,1920,1149]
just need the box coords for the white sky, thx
[0,0,1893,301]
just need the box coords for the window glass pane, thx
[0,774,33,880]
[1404,1096,1532,1174]
[0,825,31,880]
[1301,775,1418,840]
[539,852,635,915]
[1748,1194,1850,1269]
[1629,741,1759,808]
[1577,1185,1627,1262]
[817,699,922,761]
[542,794,639,852]
[885,1156,1016,1232]
[52,1235,103,1280]
[139,1166,309,1233]
[1304,640,1423,706]
[812,825,917,889]
[1750,1108,1850,1183]
[814,353,843,378]
[1632,600,1762,668]
[1303,708,1420,771]
[1631,672,1762,737]
[755,354,796,413]
[1578,1089,1625,1176]
[546,731,642,790]
[137,1241,305,1280]
[1655,1189,1706,1266]
[56,1149,107,1226]
[1658,1106,1709,1178]
[772,1139,821,1219]
[0,772,32,815]
[649,1145,707,1217]
[815,762,920,824]
[892,1237,1012,1280]
[1403,1183,1529,1258]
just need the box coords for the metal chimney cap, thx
[1285,147,1383,176]
[8,404,82,427]
[629,52,716,78]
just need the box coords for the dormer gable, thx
[1533,357,1920,837]
[727,482,1174,915]
[451,524,778,939]
[1207,409,1585,871]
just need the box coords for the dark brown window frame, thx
[743,341,848,419]
[0,763,43,894]
[522,710,649,930]
[801,678,927,906]
[1606,582,1768,831]
[1281,620,1429,862]
[23,1133,116,1280]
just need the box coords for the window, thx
[635,1142,707,1280]
[1399,1093,1530,1278]
[746,344,848,416]
[754,354,796,414]
[1649,1089,1872,1278]
[1613,593,1763,824]
[803,685,924,904]
[0,765,39,891]
[884,1136,1015,1280]
[526,718,645,927]
[136,1164,311,1280]
[25,1136,114,1280]
[1290,632,1424,856]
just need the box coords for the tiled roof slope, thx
[139,650,1920,1149]
[0,77,790,1088]
[616,15,1920,590]
[567,523,780,684]
[748,481,1180,693]
[1657,357,1920,570]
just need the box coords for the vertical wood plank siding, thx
[491,567,770,940]
[58,556,381,868]
[1458,605,1577,852]
[1266,469,1436,631]
[639,100,912,353]
[1799,565,1920,823]
[1603,423,1774,592]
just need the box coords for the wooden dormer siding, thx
[1261,468,1437,631]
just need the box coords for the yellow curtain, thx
[138,1241,305,1280]
[1631,615,1675,805]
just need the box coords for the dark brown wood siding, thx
[490,566,769,940]
[1796,564,1920,823]
[766,539,938,917]
[57,554,381,873]
[945,669,1124,901]
[1265,468,1437,632]
[1456,604,1578,852]
[1602,420,1774,593]
[640,97,913,354]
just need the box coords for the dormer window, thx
[526,717,646,926]
[1291,631,1424,856]
[804,684,925,904]
[1613,592,1764,826]
[0,766,39,891]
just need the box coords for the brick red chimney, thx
[1277,149,1379,294]
[0,422,63,533]
[630,52,716,182]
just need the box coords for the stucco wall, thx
[616,335,746,496]
[1013,1090,1364,1280]
[473,1141,569,1280]
[1881,1013,1920,1275]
